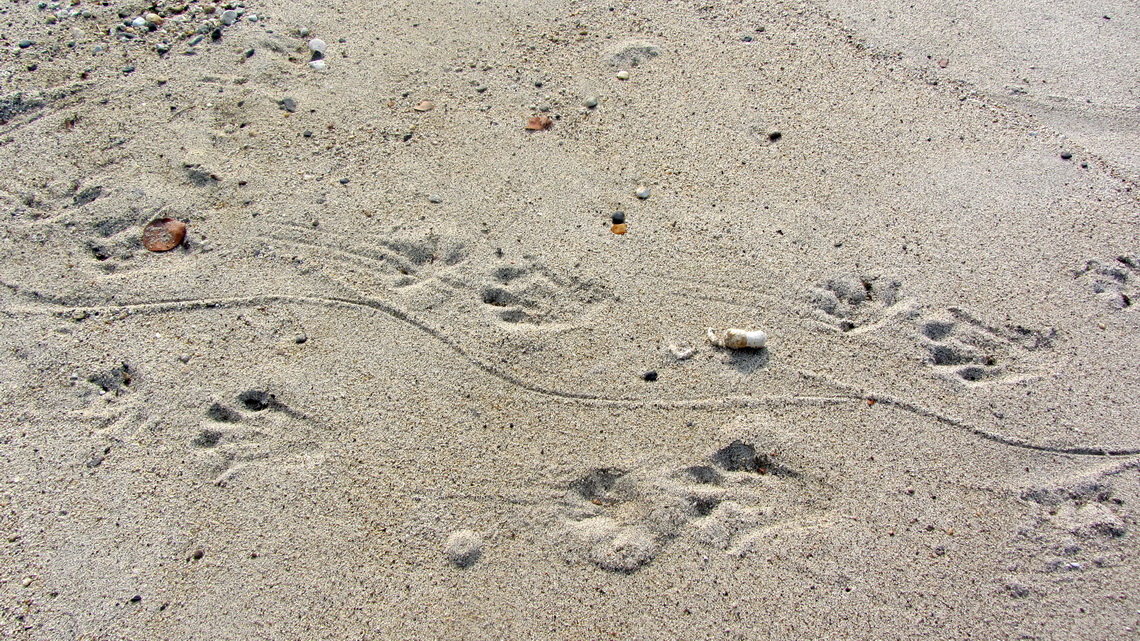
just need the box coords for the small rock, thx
[444,530,483,568]
[145,12,164,25]
[220,9,237,25]
[248,14,258,22]
[308,38,326,54]
[299,27,310,37]
[294,333,308,344]
[936,58,949,68]
[156,42,171,54]
[641,370,658,382]
[309,60,327,71]
[635,185,650,199]
[525,115,553,130]
[132,16,146,28]
[178,353,191,363]
[122,65,136,74]
[428,194,443,203]
[142,218,187,252]
[616,70,630,80]
[339,177,350,184]
[188,35,204,46]
[611,211,625,224]
[414,100,435,112]
[611,223,627,235]
[302,130,313,138]
[475,85,488,93]
[1060,151,1073,160]
[280,97,297,112]
[18,40,35,49]
[584,96,599,108]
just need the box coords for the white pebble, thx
[247,14,258,22]
[616,70,630,80]
[444,530,483,567]
[308,38,326,53]
[707,328,767,349]
[220,9,237,25]
[635,185,651,199]
[309,60,327,71]
[132,16,146,28]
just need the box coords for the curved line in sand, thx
[19,291,1140,458]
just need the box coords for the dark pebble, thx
[18,40,34,49]
[122,66,136,74]
[1080,162,1088,169]
[339,177,350,184]
[281,97,297,112]
[244,48,255,58]
[210,28,222,41]
[768,131,782,143]
[129,595,142,603]
[742,35,753,42]
[302,129,313,138]
[27,64,37,71]
[1060,151,1072,160]
[641,370,658,382]
[612,211,625,224]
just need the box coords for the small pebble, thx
[299,27,310,37]
[611,211,625,224]
[220,9,237,25]
[616,70,630,80]
[132,16,146,28]
[22,578,32,588]
[145,12,163,25]
[444,530,483,568]
[1060,151,1073,160]
[18,40,35,49]
[308,38,326,54]
[584,96,598,108]
[641,370,658,382]
[122,65,136,74]
[294,333,308,344]
[188,34,204,46]
[178,353,191,363]
[280,97,297,112]
[742,35,753,42]
[309,60,327,71]
[302,130,313,138]
[414,100,435,112]
[428,194,443,203]
[156,42,171,54]
[635,185,651,199]
[611,223,627,235]
[339,177,350,184]
[247,14,258,22]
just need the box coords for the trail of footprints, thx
[558,440,829,573]
[190,389,324,486]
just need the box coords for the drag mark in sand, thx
[9,286,1140,458]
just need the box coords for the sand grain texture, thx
[1,0,1137,639]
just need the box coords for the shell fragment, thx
[707,328,767,349]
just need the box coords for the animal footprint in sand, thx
[558,440,828,572]
[917,309,1054,385]
[1075,255,1139,309]
[808,274,903,332]
[190,389,323,486]
[478,260,607,326]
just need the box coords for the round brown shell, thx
[142,218,187,252]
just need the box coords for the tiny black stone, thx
[641,370,658,382]
[339,177,350,184]
[302,130,312,138]
[1060,151,1072,160]
[742,35,753,42]
[122,65,135,74]
[244,48,255,58]
[211,28,222,41]
[280,97,297,112]
[768,131,782,143]
[18,40,34,49]
[611,211,625,224]
[129,595,142,604]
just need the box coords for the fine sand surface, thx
[1,0,1138,639]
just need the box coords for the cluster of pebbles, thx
[34,0,262,54]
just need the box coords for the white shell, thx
[707,327,767,349]
[308,38,327,53]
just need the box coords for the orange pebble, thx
[611,223,627,235]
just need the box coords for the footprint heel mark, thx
[1075,255,1139,309]
[808,273,904,332]
[919,308,1056,386]
[192,388,323,486]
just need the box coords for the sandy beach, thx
[1,0,1137,638]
